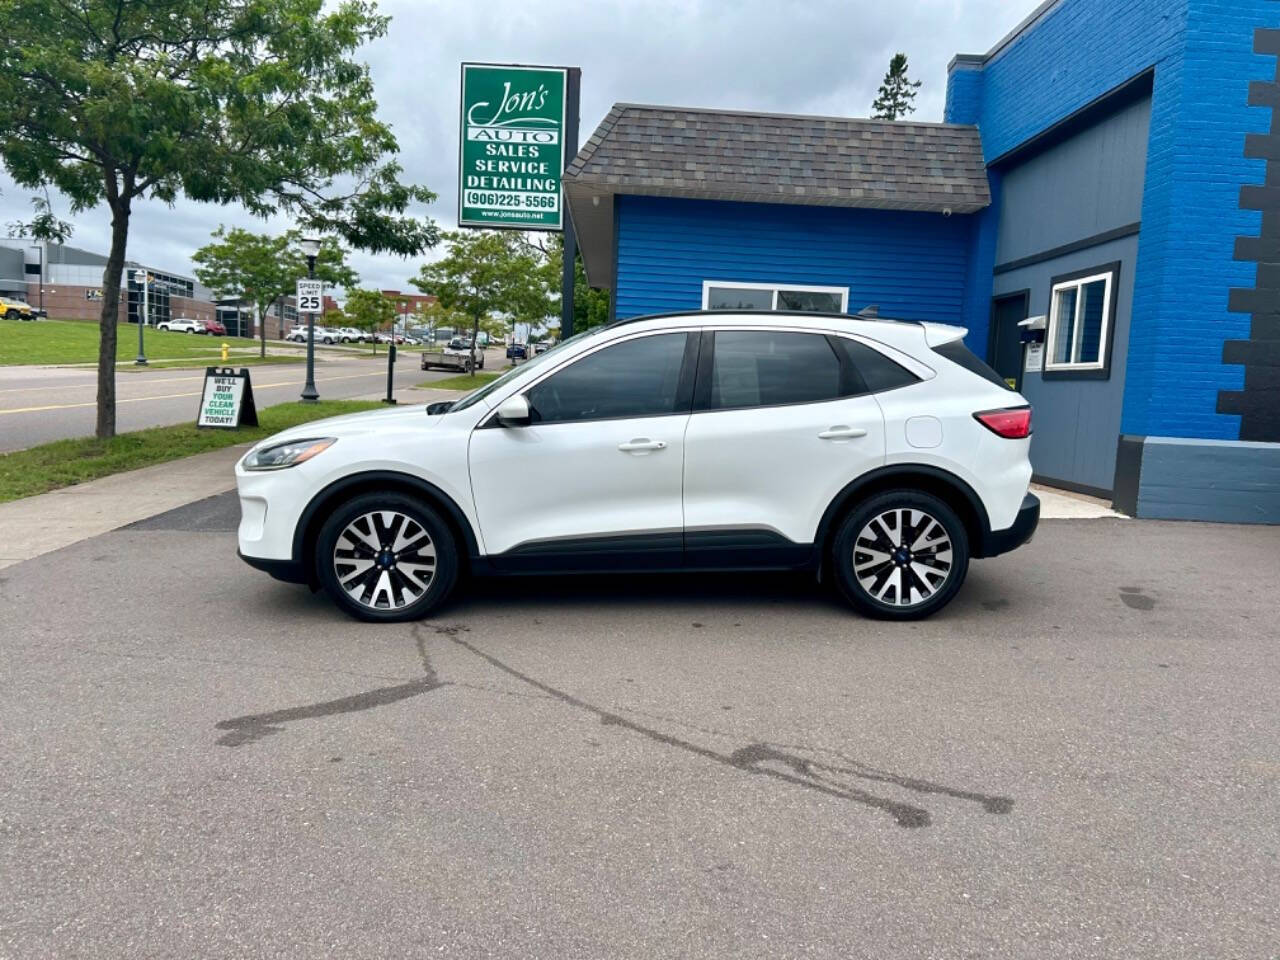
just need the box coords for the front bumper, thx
[979,493,1040,558]
[238,550,308,584]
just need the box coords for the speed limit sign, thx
[296,279,323,314]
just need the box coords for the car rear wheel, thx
[315,493,459,623]
[830,490,969,621]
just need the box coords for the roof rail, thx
[604,308,915,329]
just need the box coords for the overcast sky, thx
[0,0,1031,295]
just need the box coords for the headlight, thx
[242,437,336,471]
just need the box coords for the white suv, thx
[156,317,204,333]
[236,311,1039,622]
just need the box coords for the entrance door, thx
[990,291,1029,390]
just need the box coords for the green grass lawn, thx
[0,399,382,503]
[417,371,501,391]
[0,318,309,366]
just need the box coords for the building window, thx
[1044,264,1119,377]
[702,281,848,314]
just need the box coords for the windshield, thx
[447,327,601,413]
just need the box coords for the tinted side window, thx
[836,338,920,393]
[708,331,841,409]
[933,340,1013,390]
[526,333,688,424]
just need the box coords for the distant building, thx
[0,238,217,327]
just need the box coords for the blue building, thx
[563,0,1280,522]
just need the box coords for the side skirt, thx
[486,530,815,575]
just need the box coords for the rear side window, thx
[933,340,1013,390]
[835,338,921,393]
[707,331,841,409]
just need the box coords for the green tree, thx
[871,53,922,121]
[343,287,397,353]
[0,0,437,438]
[193,228,357,358]
[411,231,553,371]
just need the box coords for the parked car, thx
[532,340,552,355]
[237,309,1038,623]
[336,327,369,343]
[506,342,528,360]
[157,318,205,334]
[202,318,227,336]
[286,325,338,344]
[0,296,35,320]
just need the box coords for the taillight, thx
[974,406,1032,439]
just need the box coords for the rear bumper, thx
[978,493,1040,558]
[238,550,307,585]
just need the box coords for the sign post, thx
[296,276,323,402]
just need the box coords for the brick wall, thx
[945,0,1277,442]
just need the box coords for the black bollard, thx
[383,343,397,405]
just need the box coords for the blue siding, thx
[945,0,1276,444]
[614,196,974,329]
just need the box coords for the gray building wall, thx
[996,96,1150,263]
[0,247,24,296]
[995,234,1138,493]
[991,95,1152,494]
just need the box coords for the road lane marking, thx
[0,371,390,416]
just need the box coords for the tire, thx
[323,337,333,345]
[185,328,194,334]
[4,309,17,320]
[315,493,459,623]
[830,490,969,621]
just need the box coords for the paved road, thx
[0,349,488,451]
[1,503,1276,958]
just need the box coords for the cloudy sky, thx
[0,0,1031,294]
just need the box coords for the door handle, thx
[818,425,868,441]
[618,438,667,454]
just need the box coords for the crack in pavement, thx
[211,621,1014,828]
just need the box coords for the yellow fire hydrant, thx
[221,341,230,363]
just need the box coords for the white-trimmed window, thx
[1045,265,1117,375]
[702,281,849,314]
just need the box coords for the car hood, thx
[251,404,443,448]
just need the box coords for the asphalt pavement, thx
[1,497,1277,958]
[0,347,467,451]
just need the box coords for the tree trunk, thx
[470,316,480,373]
[96,198,131,440]
[259,301,267,359]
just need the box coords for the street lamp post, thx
[299,236,321,402]
[28,244,44,315]
[133,268,148,366]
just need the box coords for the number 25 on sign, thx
[296,279,323,314]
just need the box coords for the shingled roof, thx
[563,103,991,288]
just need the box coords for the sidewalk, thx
[0,444,247,570]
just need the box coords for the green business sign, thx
[458,63,568,230]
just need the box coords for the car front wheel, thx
[830,490,969,621]
[315,493,459,622]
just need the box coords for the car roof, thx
[595,309,964,355]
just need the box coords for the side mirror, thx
[495,394,531,427]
